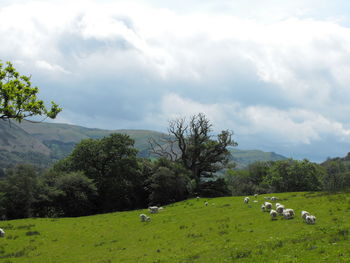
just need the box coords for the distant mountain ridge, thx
[0,120,287,169]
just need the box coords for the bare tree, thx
[149,113,237,187]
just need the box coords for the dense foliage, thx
[0,113,350,220]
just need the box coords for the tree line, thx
[1,61,349,220]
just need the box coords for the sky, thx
[1,0,350,162]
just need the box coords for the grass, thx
[0,192,350,262]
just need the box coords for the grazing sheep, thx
[244,197,250,204]
[276,203,281,208]
[264,202,272,211]
[158,207,164,211]
[254,194,258,198]
[283,209,295,219]
[196,196,200,200]
[140,214,149,222]
[270,209,278,220]
[149,206,159,214]
[301,211,310,220]
[305,215,316,224]
[204,201,208,206]
[276,205,285,214]
[271,196,277,202]
[261,204,266,212]
[0,228,4,237]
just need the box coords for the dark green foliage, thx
[226,159,325,195]
[147,158,193,205]
[263,159,324,192]
[198,178,230,197]
[54,133,148,212]
[226,162,272,195]
[44,171,97,217]
[321,159,350,191]
[0,164,42,219]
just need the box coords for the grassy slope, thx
[229,149,287,169]
[1,192,350,262]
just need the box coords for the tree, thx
[147,158,193,205]
[0,61,61,122]
[0,164,42,219]
[49,171,97,217]
[262,159,324,192]
[54,133,148,212]
[149,113,237,188]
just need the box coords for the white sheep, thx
[276,205,284,214]
[301,211,310,220]
[283,209,295,219]
[271,196,277,202]
[275,203,281,208]
[261,204,266,212]
[244,197,250,204]
[196,196,200,200]
[149,206,159,214]
[305,215,316,224]
[264,202,272,211]
[254,194,258,198]
[140,214,149,222]
[270,209,278,220]
[158,207,164,211]
[204,201,208,206]
[0,228,4,238]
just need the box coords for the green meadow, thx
[0,192,349,263]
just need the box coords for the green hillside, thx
[0,121,287,169]
[229,148,287,169]
[0,192,349,262]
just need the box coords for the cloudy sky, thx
[2,0,350,161]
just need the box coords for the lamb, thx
[270,209,278,220]
[149,206,159,214]
[204,201,208,206]
[261,204,266,212]
[0,228,4,238]
[301,211,310,220]
[244,197,250,204]
[305,215,316,224]
[276,205,284,214]
[283,209,295,219]
[264,202,272,211]
[140,214,151,222]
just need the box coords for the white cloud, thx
[1,0,350,160]
[35,60,70,74]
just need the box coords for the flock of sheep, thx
[244,195,316,224]
[140,195,316,225]
[139,206,164,222]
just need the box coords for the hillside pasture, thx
[0,192,349,262]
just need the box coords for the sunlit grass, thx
[0,192,349,262]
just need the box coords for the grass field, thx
[0,192,349,262]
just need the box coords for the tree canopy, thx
[0,61,61,122]
[150,113,237,188]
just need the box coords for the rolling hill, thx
[0,192,349,262]
[0,120,287,169]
